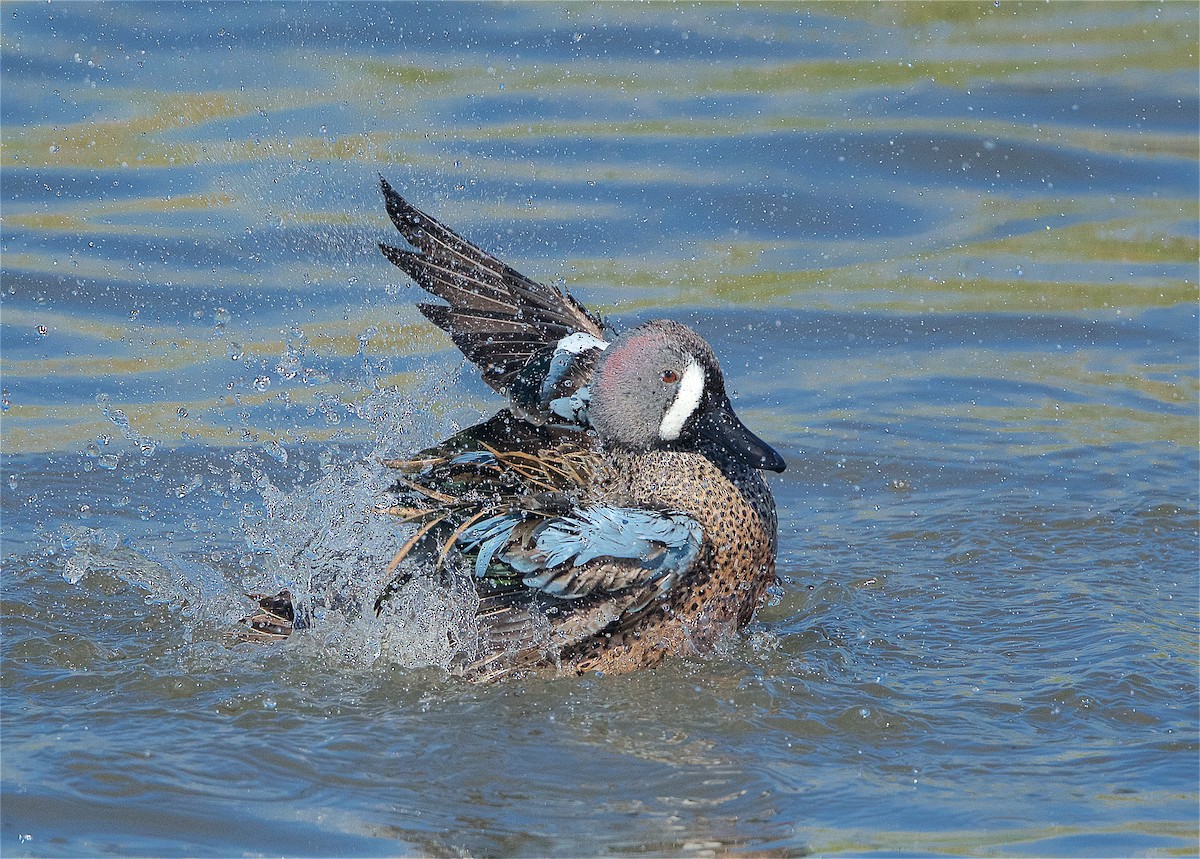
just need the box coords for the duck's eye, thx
[661,369,679,384]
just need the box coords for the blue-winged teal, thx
[244,178,786,680]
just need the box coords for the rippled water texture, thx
[2,3,1197,856]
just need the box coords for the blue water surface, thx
[2,3,1197,856]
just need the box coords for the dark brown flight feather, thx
[378,177,605,393]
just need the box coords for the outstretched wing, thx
[378,177,607,401]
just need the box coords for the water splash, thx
[94,393,159,460]
[227,377,487,672]
[52,524,242,633]
[59,347,489,674]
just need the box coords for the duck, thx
[243,177,786,681]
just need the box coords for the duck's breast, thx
[609,450,778,631]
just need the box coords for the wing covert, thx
[458,506,703,603]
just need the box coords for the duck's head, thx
[589,320,786,473]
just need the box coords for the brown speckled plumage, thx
[563,450,778,674]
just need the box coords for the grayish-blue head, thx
[589,320,786,473]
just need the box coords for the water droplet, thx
[253,376,271,392]
[176,474,203,497]
[264,440,288,464]
[276,353,301,379]
[227,342,244,361]
[177,407,189,419]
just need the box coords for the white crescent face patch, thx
[658,357,705,441]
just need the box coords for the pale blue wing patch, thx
[535,332,607,427]
[506,334,605,428]
[448,450,499,467]
[505,507,702,599]
[548,386,591,425]
[456,506,703,601]
[458,512,525,578]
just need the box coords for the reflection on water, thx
[2,3,1197,856]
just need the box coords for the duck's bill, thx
[693,397,787,473]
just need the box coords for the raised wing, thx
[378,177,607,401]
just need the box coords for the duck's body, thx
[245,178,785,680]
[559,447,778,674]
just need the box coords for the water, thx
[2,3,1197,856]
